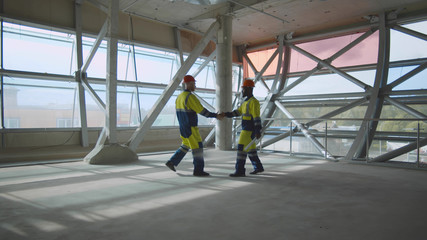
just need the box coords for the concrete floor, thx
[1,149,427,240]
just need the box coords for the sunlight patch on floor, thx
[0,223,28,237]
[65,210,109,222]
[0,171,95,187]
[82,188,218,219]
[0,151,330,229]
[66,176,252,220]
[0,164,152,187]
[26,218,66,232]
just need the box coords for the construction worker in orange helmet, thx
[222,79,264,177]
[165,75,224,176]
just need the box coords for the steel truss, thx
[239,11,427,163]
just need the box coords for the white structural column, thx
[74,0,89,147]
[85,0,137,164]
[215,14,233,150]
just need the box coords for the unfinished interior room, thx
[1,0,427,239]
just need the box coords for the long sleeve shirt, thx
[225,96,262,135]
[176,90,217,138]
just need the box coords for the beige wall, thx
[0,126,214,163]
[0,127,213,148]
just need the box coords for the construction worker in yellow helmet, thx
[222,79,264,177]
[165,75,224,176]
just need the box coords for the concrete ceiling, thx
[100,0,427,46]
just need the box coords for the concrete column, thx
[105,0,118,144]
[215,14,233,150]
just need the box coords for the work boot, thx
[229,172,246,177]
[249,169,264,174]
[165,161,176,172]
[193,171,210,177]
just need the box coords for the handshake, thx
[216,112,226,120]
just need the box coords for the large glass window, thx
[81,36,107,79]
[3,77,80,128]
[3,22,75,75]
[135,47,176,84]
[390,21,427,61]
[245,49,281,78]
[388,66,427,91]
[241,19,426,162]
[284,69,375,96]
[1,21,220,129]
[244,30,380,98]
[294,32,378,71]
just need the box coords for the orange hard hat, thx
[242,80,255,88]
[183,75,196,83]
